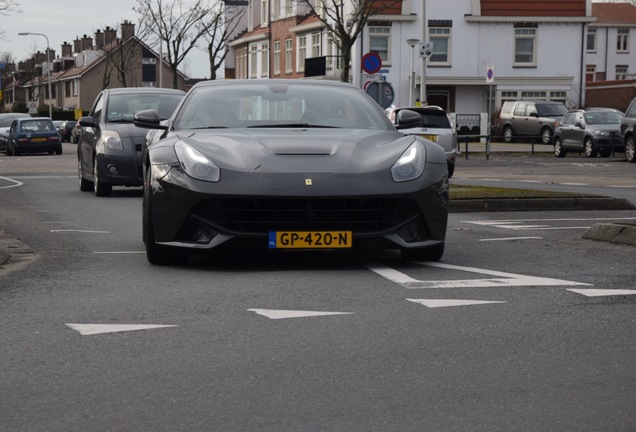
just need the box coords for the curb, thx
[449,196,636,213]
[582,222,636,246]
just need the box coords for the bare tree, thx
[99,22,154,88]
[201,2,246,80]
[0,0,21,40]
[134,0,226,88]
[294,0,401,83]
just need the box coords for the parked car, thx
[496,100,568,144]
[58,120,77,142]
[385,105,458,177]
[621,97,636,162]
[553,108,624,158]
[6,117,62,156]
[77,87,185,196]
[133,79,449,265]
[0,113,31,153]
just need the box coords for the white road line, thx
[50,229,111,234]
[567,289,636,297]
[247,309,354,319]
[479,237,542,242]
[0,176,23,189]
[66,323,179,336]
[406,299,508,308]
[363,260,591,289]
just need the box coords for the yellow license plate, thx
[419,134,437,142]
[31,137,47,142]
[268,231,352,249]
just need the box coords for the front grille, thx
[191,198,420,233]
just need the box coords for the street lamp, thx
[18,32,53,119]
[406,38,420,106]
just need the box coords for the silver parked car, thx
[385,105,458,177]
[553,108,624,158]
[497,100,568,144]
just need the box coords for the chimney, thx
[61,42,72,58]
[105,26,117,46]
[73,37,82,53]
[95,29,105,49]
[34,51,45,64]
[121,20,135,40]
[81,34,93,51]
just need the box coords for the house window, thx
[297,35,307,72]
[285,38,293,74]
[272,0,280,20]
[311,32,321,58]
[261,42,269,77]
[617,28,629,53]
[248,0,253,31]
[250,45,258,78]
[73,79,79,96]
[616,65,628,80]
[274,41,281,75]
[429,27,451,65]
[586,64,596,82]
[587,27,597,52]
[369,26,391,65]
[261,0,268,26]
[514,26,537,67]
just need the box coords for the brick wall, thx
[481,0,586,17]
[586,80,636,112]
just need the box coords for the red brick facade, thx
[480,0,586,17]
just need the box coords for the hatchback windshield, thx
[107,93,184,122]
[584,111,624,125]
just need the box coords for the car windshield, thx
[174,82,392,130]
[107,93,184,122]
[536,103,568,117]
[584,111,624,125]
[19,120,54,132]
[413,111,451,128]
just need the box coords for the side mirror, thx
[134,109,168,130]
[395,109,422,130]
[78,116,96,128]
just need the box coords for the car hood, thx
[588,124,620,133]
[174,128,421,174]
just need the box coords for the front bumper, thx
[95,147,143,187]
[148,164,449,253]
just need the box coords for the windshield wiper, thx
[247,123,339,128]
[190,126,228,129]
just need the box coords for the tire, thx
[540,127,553,144]
[55,146,63,155]
[401,243,444,262]
[553,137,566,158]
[6,143,13,156]
[625,136,636,163]
[584,137,597,158]
[502,125,514,143]
[78,157,93,191]
[93,156,112,197]
[143,169,189,265]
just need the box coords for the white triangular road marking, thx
[247,309,353,319]
[66,323,179,335]
[567,289,636,297]
[406,299,507,308]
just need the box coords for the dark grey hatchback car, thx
[77,87,185,196]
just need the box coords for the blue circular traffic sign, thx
[362,52,382,74]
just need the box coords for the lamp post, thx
[18,32,53,119]
[406,39,420,106]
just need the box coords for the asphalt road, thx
[1,143,636,431]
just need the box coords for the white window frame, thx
[261,0,268,26]
[285,38,293,74]
[368,26,391,66]
[514,27,537,67]
[248,0,253,31]
[297,34,307,72]
[261,42,269,77]
[586,64,596,81]
[250,45,258,78]
[272,0,280,20]
[311,32,321,58]
[273,41,281,76]
[616,65,628,80]
[617,28,629,53]
[428,27,451,66]
[587,27,597,52]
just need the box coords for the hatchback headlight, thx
[174,141,220,182]
[593,130,609,136]
[99,130,124,150]
[391,141,426,182]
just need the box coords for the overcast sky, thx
[0,0,211,78]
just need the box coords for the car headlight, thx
[391,141,426,182]
[593,130,609,136]
[174,141,220,182]
[99,130,124,150]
